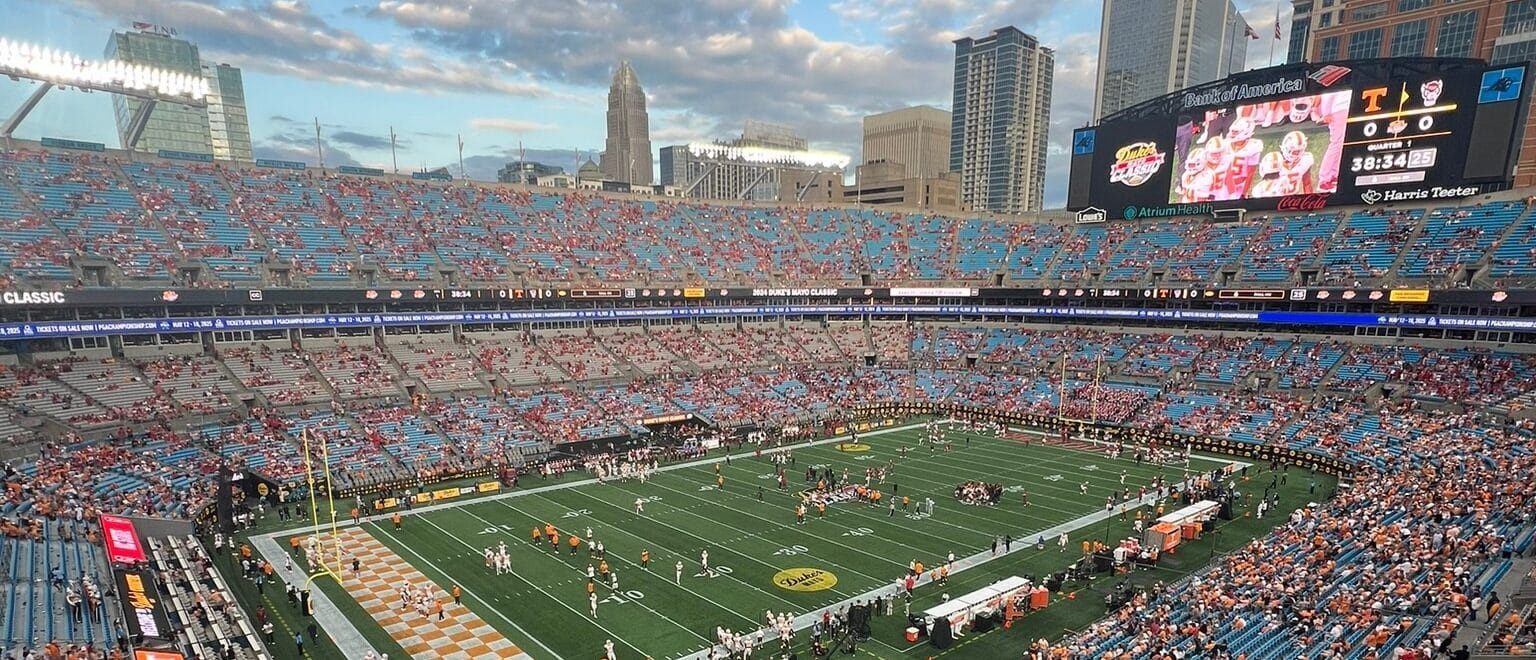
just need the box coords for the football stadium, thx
[3,4,1536,660]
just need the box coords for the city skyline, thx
[0,0,1293,209]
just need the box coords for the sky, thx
[0,0,1294,209]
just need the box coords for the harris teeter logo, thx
[1108,142,1166,187]
[773,568,839,592]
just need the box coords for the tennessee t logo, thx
[1360,87,1388,113]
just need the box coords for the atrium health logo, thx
[1122,206,1138,220]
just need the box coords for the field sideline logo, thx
[773,568,838,592]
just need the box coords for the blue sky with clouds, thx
[0,0,1292,208]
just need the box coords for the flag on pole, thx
[1245,25,1259,40]
[1275,8,1283,39]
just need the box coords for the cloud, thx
[363,1,1033,153]
[252,122,364,168]
[468,118,558,133]
[650,111,721,145]
[330,130,400,151]
[67,0,549,98]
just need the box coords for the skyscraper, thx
[104,27,252,160]
[203,63,253,161]
[862,106,951,179]
[600,61,653,185]
[1093,0,1251,122]
[950,27,1055,214]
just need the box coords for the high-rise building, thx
[104,28,252,160]
[737,120,808,151]
[862,106,951,180]
[1094,0,1252,122]
[1305,0,1536,185]
[600,61,653,186]
[202,63,253,161]
[1287,0,1314,64]
[950,27,1055,214]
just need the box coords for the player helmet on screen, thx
[1289,96,1315,123]
[1203,136,1226,167]
[1226,118,1255,143]
[1259,151,1284,178]
[1184,148,1206,173]
[1280,131,1308,163]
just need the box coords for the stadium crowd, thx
[6,147,1536,288]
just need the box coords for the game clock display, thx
[1342,78,1459,188]
[1348,148,1437,176]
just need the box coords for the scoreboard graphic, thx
[1068,58,1531,219]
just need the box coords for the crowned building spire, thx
[600,61,653,185]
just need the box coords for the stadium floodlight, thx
[686,142,851,170]
[0,37,209,102]
[0,36,210,143]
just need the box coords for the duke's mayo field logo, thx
[773,568,839,592]
[1108,142,1165,187]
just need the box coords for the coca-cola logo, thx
[1276,193,1330,211]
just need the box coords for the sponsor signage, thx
[1388,289,1431,303]
[157,149,213,163]
[773,567,838,592]
[255,158,306,170]
[1075,206,1108,224]
[1181,76,1307,110]
[41,137,105,152]
[1276,193,1330,211]
[1359,185,1481,204]
[116,569,171,640]
[639,413,694,425]
[100,514,146,565]
[411,171,453,181]
[338,165,385,176]
[750,288,838,297]
[1108,142,1166,186]
[135,651,185,660]
[889,287,976,298]
[1,291,66,305]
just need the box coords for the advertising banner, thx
[116,569,171,640]
[100,514,146,565]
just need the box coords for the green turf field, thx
[275,423,1332,660]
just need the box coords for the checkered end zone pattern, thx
[329,527,531,659]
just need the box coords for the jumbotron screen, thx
[1069,58,1530,220]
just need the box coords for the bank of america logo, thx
[1309,65,1352,87]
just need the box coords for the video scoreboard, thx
[1068,58,1530,220]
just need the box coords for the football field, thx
[336,424,1285,660]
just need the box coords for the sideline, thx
[671,486,1174,660]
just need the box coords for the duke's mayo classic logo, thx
[773,568,839,592]
[1108,142,1166,187]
